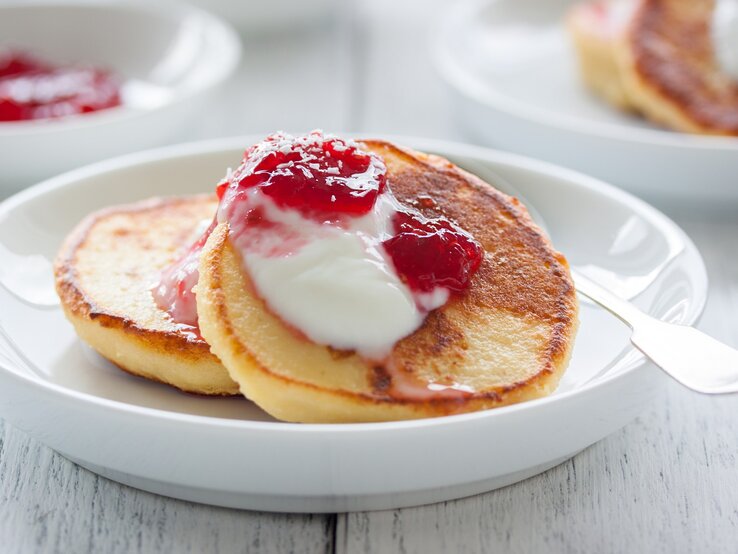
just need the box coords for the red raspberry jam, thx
[0,50,121,122]
[383,211,483,294]
[0,50,48,78]
[223,132,387,221]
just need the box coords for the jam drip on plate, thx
[0,50,121,122]
[152,220,216,335]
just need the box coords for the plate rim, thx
[0,134,709,433]
[434,0,738,152]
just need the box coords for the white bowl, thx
[0,137,707,512]
[434,0,738,203]
[0,2,241,194]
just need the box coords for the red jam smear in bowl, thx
[0,50,121,122]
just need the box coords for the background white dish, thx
[435,0,738,202]
[0,137,706,512]
[0,2,240,194]
[182,0,339,33]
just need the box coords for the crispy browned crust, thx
[55,195,238,396]
[627,0,738,134]
[198,140,579,420]
[373,143,575,326]
[365,142,576,395]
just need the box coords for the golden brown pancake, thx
[569,0,738,135]
[55,195,238,396]
[196,140,579,423]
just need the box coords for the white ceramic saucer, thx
[435,0,738,202]
[0,137,707,513]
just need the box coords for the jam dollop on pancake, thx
[196,139,579,423]
[54,196,238,396]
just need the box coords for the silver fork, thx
[573,270,738,394]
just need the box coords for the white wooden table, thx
[2,1,738,552]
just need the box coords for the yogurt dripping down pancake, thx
[54,195,238,396]
[196,139,579,423]
[568,0,738,135]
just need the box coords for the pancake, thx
[568,0,639,111]
[568,0,738,135]
[196,140,579,423]
[55,195,238,396]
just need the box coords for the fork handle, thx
[573,270,738,394]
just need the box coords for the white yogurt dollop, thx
[713,0,738,80]
[221,190,448,360]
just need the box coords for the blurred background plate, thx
[183,0,339,33]
[434,0,738,203]
[0,1,241,193]
[0,137,706,512]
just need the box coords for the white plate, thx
[0,2,241,194]
[0,137,707,513]
[435,0,738,202]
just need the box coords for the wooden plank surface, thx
[2,0,738,552]
[0,421,335,554]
